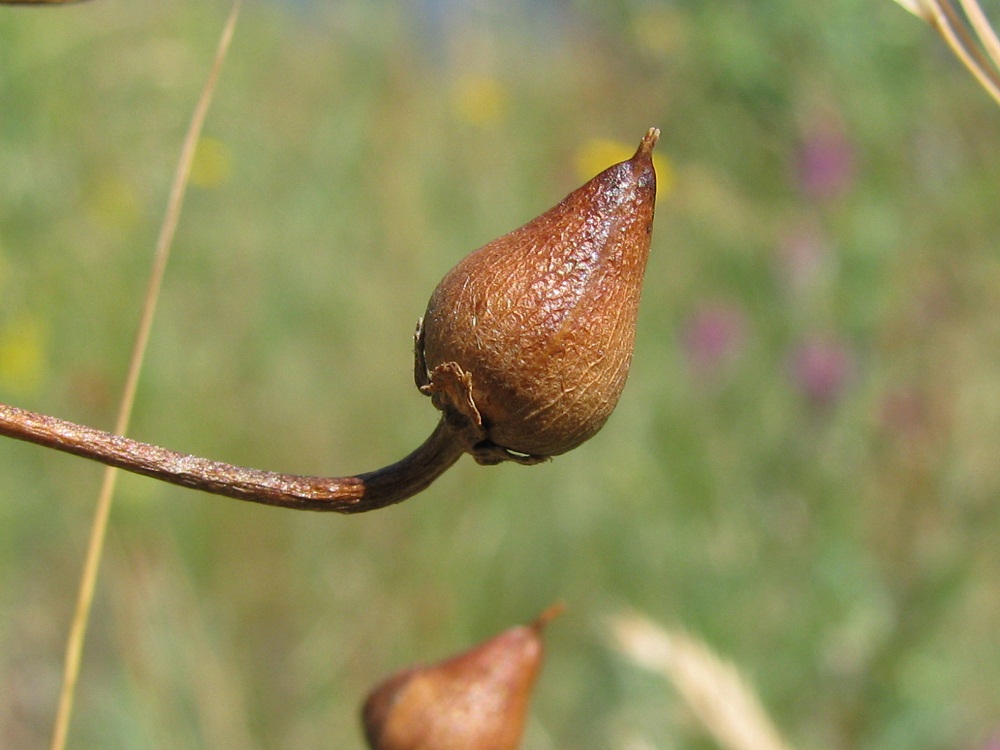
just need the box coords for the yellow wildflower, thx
[190,136,232,189]
[86,173,141,233]
[0,317,47,395]
[632,7,685,59]
[451,74,509,127]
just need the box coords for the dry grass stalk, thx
[893,0,1000,107]
[610,612,795,750]
[48,4,242,749]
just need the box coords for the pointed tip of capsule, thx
[531,601,566,633]
[631,128,660,190]
[361,605,563,750]
[637,127,660,158]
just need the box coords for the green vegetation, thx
[2,1,1000,748]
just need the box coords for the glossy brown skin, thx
[418,130,658,461]
[362,607,560,750]
[0,130,658,512]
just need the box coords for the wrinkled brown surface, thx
[0,129,658,511]
[420,131,657,458]
[362,615,553,750]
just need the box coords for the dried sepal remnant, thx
[0,130,659,511]
[418,128,659,464]
[362,605,563,750]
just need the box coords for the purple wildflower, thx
[795,122,856,202]
[681,302,748,380]
[788,336,855,406]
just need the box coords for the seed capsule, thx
[0,130,660,514]
[417,129,658,464]
[361,605,562,750]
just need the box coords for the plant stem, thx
[0,402,465,513]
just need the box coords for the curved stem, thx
[0,402,464,513]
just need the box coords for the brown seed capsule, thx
[361,604,563,750]
[0,130,659,513]
[417,129,658,465]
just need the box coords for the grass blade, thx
[610,611,795,750]
[892,0,934,21]
[934,0,1000,102]
[907,0,1000,107]
[957,0,1000,71]
[48,4,242,749]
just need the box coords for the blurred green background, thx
[2,1,1000,748]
